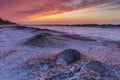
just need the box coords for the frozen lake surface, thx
[0,26,120,80]
[29,25,120,41]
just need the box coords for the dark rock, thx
[56,49,81,65]
[46,72,74,80]
[104,77,120,80]
[104,65,120,78]
[86,61,107,75]
[84,77,96,80]
[115,41,120,48]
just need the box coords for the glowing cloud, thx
[0,0,120,24]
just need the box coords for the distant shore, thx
[24,24,120,28]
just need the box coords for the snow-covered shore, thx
[0,25,120,80]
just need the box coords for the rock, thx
[56,49,81,65]
[85,78,96,80]
[104,77,120,80]
[23,33,64,47]
[46,72,74,80]
[86,61,107,75]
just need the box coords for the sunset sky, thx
[0,0,120,24]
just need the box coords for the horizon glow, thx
[0,0,120,24]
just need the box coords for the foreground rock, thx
[56,49,81,65]
[46,72,74,80]
[86,61,107,75]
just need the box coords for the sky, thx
[0,0,120,24]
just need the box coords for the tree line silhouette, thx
[0,17,119,27]
[29,24,120,27]
[0,18,16,24]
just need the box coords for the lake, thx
[29,25,120,41]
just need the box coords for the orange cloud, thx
[0,0,120,23]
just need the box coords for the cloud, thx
[0,0,120,21]
[17,0,110,17]
[95,0,120,10]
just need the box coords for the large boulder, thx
[56,49,81,65]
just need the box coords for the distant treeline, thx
[0,18,16,24]
[28,24,120,27]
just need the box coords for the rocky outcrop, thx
[23,33,65,47]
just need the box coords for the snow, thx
[0,26,120,80]
[29,25,120,41]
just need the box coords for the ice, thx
[0,26,120,80]
[29,25,120,41]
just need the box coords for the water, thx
[29,25,120,41]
